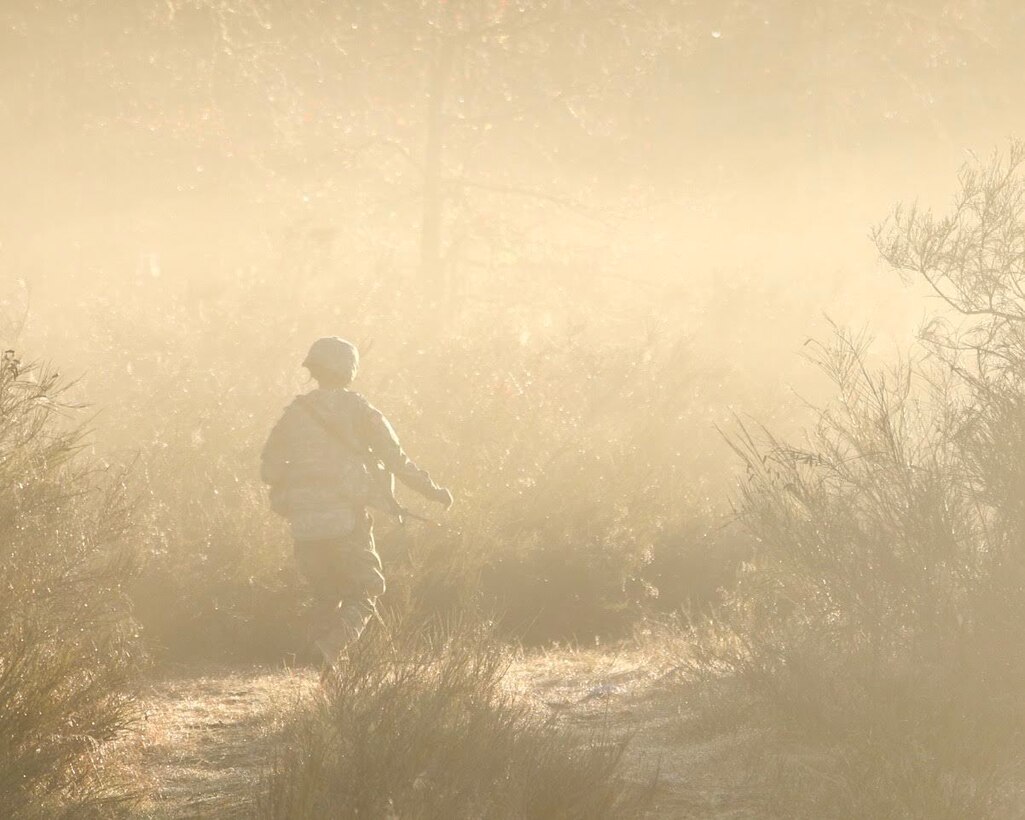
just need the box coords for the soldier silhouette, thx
[261,337,453,672]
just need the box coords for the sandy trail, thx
[124,664,315,819]
[120,651,752,818]
[506,648,757,818]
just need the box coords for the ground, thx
[119,664,314,819]
[115,648,756,818]
[505,647,758,818]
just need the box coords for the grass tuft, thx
[259,612,653,819]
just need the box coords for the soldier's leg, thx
[316,529,385,668]
[336,529,386,643]
[293,538,349,651]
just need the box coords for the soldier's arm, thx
[358,399,451,506]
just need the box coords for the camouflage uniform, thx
[261,338,449,665]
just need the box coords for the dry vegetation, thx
[0,359,141,817]
[258,615,653,819]
[685,146,1025,818]
[7,1,1025,818]
[96,277,753,661]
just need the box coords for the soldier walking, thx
[260,337,453,671]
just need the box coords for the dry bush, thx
[689,147,1025,818]
[258,612,652,819]
[374,329,739,644]
[0,356,142,817]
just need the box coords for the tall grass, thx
[259,612,652,819]
[0,356,142,817]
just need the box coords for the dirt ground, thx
[505,647,759,819]
[119,664,314,819]
[116,649,756,819]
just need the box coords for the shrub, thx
[0,355,142,817]
[367,330,744,645]
[689,146,1025,817]
[258,612,652,819]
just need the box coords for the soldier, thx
[260,337,453,671]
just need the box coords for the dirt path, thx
[124,664,316,819]
[506,648,757,818]
[120,652,752,818]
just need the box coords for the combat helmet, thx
[303,337,359,384]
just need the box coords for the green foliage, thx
[258,613,652,819]
[0,358,142,817]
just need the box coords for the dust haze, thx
[4,2,1025,818]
